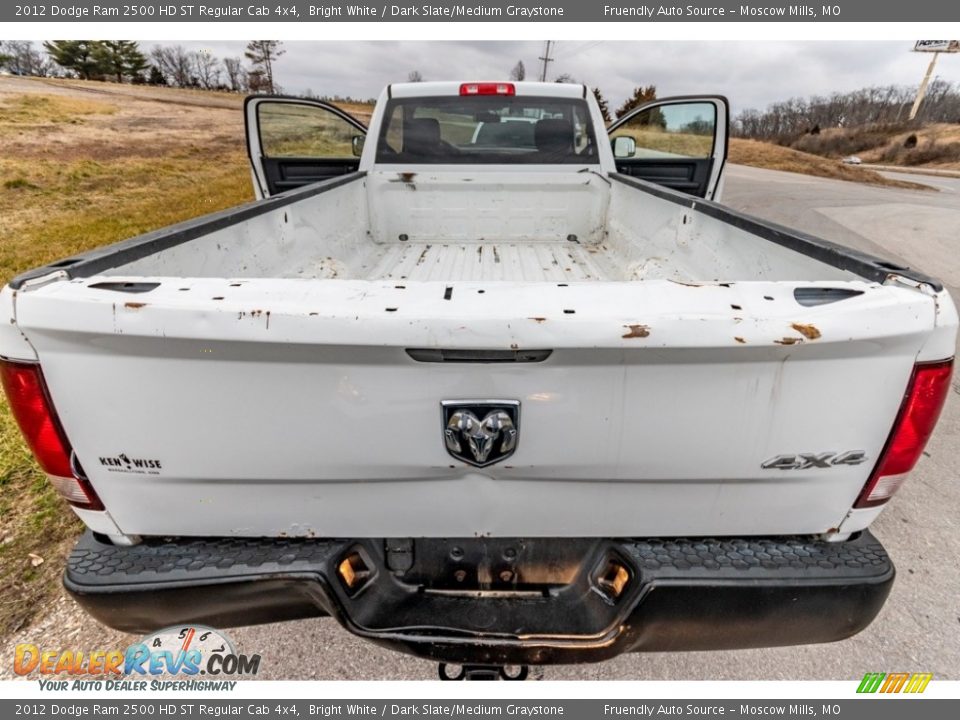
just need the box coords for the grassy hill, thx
[729,139,929,189]
[789,122,960,170]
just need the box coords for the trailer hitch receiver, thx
[438,663,529,681]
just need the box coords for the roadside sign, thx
[914,40,960,52]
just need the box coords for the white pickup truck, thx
[1,82,955,674]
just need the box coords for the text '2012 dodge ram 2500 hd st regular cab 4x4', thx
[1,82,955,673]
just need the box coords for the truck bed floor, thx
[298,242,627,282]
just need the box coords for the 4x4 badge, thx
[442,400,520,468]
[761,450,868,470]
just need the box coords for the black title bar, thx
[4,1,960,23]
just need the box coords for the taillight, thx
[855,358,953,508]
[0,359,103,510]
[459,82,515,96]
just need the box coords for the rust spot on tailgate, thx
[622,324,650,339]
[734,337,746,344]
[124,302,147,309]
[774,337,801,345]
[392,172,417,188]
[791,322,821,340]
[528,317,547,323]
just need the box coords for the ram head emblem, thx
[441,401,520,467]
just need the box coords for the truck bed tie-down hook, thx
[438,663,529,681]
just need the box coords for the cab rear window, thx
[376,96,598,164]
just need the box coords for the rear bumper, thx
[65,531,893,665]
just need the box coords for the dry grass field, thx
[0,77,256,637]
[729,138,930,189]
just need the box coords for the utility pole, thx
[908,41,958,121]
[538,41,554,82]
[909,51,940,121]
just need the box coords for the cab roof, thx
[388,81,588,99]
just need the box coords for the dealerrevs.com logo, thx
[15,625,259,691]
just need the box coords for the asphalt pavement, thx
[219,164,960,681]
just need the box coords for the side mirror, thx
[351,135,365,157]
[612,136,637,159]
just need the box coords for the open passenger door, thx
[607,96,728,200]
[245,96,368,199]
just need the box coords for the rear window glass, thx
[376,95,598,164]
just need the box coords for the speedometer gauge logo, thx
[142,625,235,658]
[127,624,260,676]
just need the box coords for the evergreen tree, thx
[615,85,658,119]
[592,87,612,123]
[94,41,148,83]
[147,65,166,86]
[247,68,268,93]
[43,41,104,80]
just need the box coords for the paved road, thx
[724,165,960,287]
[214,165,960,680]
[878,170,960,194]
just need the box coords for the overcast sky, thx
[157,41,957,114]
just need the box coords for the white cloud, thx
[146,40,958,115]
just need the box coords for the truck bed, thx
[78,171,875,286]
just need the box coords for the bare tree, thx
[191,50,221,90]
[2,41,53,77]
[223,57,246,92]
[734,81,960,141]
[245,40,284,94]
[407,70,424,83]
[151,45,193,88]
[510,60,526,81]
